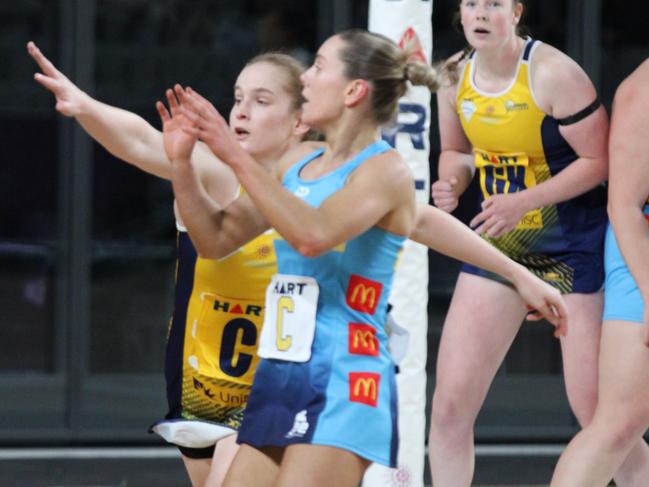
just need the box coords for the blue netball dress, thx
[602,206,649,324]
[236,140,404,468]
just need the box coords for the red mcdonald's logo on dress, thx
[346,275,383,315]
[348,323,379,357]
[349,372,380,407]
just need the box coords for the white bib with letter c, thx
[258,274,319,362]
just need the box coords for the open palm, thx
[28,41,86,117]
[157,86,197,162]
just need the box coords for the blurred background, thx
[1,0,647,485]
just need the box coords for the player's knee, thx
[601,426,642,455]
[599,414,649,453]
[430,388,477,433]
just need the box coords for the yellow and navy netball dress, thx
[150,217,276,456]
[457,38,606,293]
[237,140,403,467]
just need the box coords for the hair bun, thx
[404,62,442,91]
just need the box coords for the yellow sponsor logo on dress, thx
[192,376,249,407]
[475,149,528,168]
[348,324,379,356]
[349,372,380,407]
[543,272,562,282]
[346,275,383,315]
[517,210,543,230]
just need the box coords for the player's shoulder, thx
[285,141,325,164]
[530,41,597,116]
[355,145,412,189]
[276,141,326,177]
[615,58,649,103]
[531,42,586,88]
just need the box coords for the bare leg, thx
[428,273,528,487]
[559,296,649,486]
[222,444,283,487]
[275,444,370,487]
[182,454,211,487]
[550,321,649,487]
[558,292,602,426]
[204,434,240,487]
[614,440,649,487]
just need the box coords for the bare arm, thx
[157,94,269,257]
[412,202,522,277]
[432,83,475,213]
[172,161,269,257]
[411,202,567,334]
[470,46,609,237]
[179,87,415,257]
[518,46,608,209]
[607,59,649,343]
[236,148,414,257]
[28,41,237,203]
[29,41,175,178]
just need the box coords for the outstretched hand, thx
[179,87,248,168]
[27,41,86,117]
[156,85,198,163]
[515,270,568,338]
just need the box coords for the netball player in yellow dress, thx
[28,42,309,487]
[425,0,644,485]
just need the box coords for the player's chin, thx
[236,138,254,153]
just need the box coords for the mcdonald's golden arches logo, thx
[346,275,383,315]
[349,372,380,407]
[348,323,379,357]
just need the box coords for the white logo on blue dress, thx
[285,409,309,438]
[294,186,310,198]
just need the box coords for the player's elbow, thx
[194,244,221,260]
[193,238,233,260]
[295,244,326,258]
[291,230,329,258]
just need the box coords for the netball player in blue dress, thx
[166,30,427,486]
[162,28,568,487]
[550,59,649,487]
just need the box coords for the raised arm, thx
[28,41,175,178]
[178,87,415,257]
[156,88,267,257]
[28,41,236,201]
[607,59,649,344]
[173,157,269,258]
[411,202,567,335]
[235,148,414,257]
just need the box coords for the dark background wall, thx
[0,0,646,445]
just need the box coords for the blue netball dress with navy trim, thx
[456,38,607,293]
[236,140,404,467]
